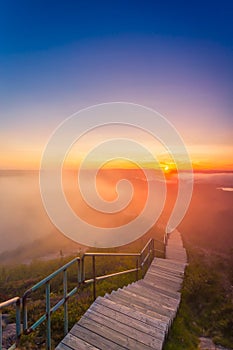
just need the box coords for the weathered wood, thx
[111,289,176,318]
[154,258,187,268]
[95,297,168,332]
[89,301,165,340]
[137,280,181,300]
[125,284,179,309]
[147,268,183,283]
[56,230,187,349]
[144,273,182,290]
[82,308,163,349]
[150,263,184,277]
[105,292,171,325]
[79,315,159,350]
[70,324,125,350]
[56,341,76,350]
[57,332,99,350]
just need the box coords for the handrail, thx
[81,238,155,300]
[0,297,21,350]
[1,236,165,350]
[22,257,81,350]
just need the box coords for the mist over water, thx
[0,170,232,255]
[0,169,150,254]
[0,171,54,253]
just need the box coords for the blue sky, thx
[0,1,232,169]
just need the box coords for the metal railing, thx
[82,238,155,300]
[22,257,81,350]
[0,237,164,350]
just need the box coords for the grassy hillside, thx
[164,244,233,350]
[164,184,233,349]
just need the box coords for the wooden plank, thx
[145,269,183,284]
[115,288,176,316]
[79,315,158,350]
[144,277,181,293]
[125,284,179,309]
[58,332,99,350]
[166,252,187,257]
[89,301,165,340]
[151,260,186,273]
[166,244,185,248]
[151,264,186,275]
[83,308,163,350]
[151,259,186,270]
[166,252,187,258]
[148,267,183,281]
[166,242,185,247]
[154,257,187,268]
[132,280,180,305]
[70,324,125,350]
[105,292,171,325]
[95,297,168,333]
[144,273,182,290]
[149,263,184,277]
[137,280,181,300]
[145,269,183,285]
[110,289,175,318]
[56,342,73,350]
[124,283,179,308]
[166,255,187,263]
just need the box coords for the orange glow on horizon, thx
[1,142,232,173]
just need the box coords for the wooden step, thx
[147,267,183,283]
[125,283,180,309]
[122,285,178,312]
[144,272,182,290]
[150,262,185,277]
[95,296,168,333]
[78,314,160,350]
[137,280,181,300]
[89,300,165,340]
[56,332,99,350]
[105,291,171,326]
[153,257,187,269]
[82,308,163,350]
[55,230,188,350]
[110,289,176,319]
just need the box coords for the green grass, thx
[164,247,233,350]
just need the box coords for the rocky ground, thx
[199,337,232,350]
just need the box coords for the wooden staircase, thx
[56,230,187,350]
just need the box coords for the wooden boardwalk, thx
[56,230,187,350]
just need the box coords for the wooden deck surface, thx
[56,230,187,350]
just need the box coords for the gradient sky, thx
[1,1,233,170]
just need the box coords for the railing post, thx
[46,282,51,350]
[78,259,81,284]
[152,239,155,259]
[16,298,21,346]
[81,255,85,283]
[92,256,96,300]
[22,295,28,333]
[63,269,68,336]
[136,257,139,281]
